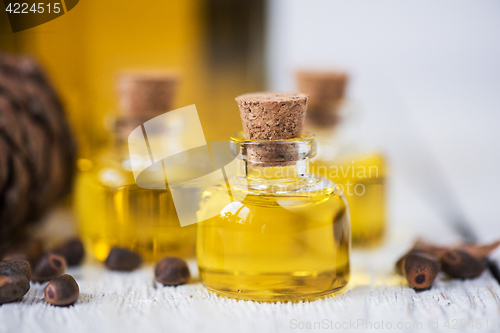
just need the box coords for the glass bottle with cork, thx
[196,92,350,301]
[75,72,197,261]
[296,70,386,247]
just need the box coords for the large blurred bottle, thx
[0,0,265,156]
[297,70,387,247]
[75,72,213,261]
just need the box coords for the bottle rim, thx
[229,131,317,164]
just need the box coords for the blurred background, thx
[1,0,266,154]
[1,0,499,241]
[267,0,500,243]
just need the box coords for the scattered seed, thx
[54,238,85,266]
[0,269,30,305]
[396,239,500,289]
[401,251,440,290]
[105,247,142,271]
[32,253,67,282]
[441,249,487,279]
[0,259,31,281]
[44,274,79,306]
[155,257,190,286]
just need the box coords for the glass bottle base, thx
[199,267,349,302]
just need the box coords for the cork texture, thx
[118,71,179,118]
[236,92,308,140]
[244,141,300,167]
[235,92,308,166]
[296,70,348,127]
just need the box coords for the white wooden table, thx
[1,200,500,333]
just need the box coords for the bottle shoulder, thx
[197,177,348,229]
[312,151,386,180]
[76,145,136,188]
[201,173,336,204]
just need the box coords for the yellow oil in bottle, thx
[75,149,197,262]
[196,142,350,302]
[312,153,386,247]
[296,69,387,247]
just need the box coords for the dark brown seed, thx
[396,240,449,276]
[155,257,190,286]
[44,274,79,306]
[53,238,85,266]
[0,271,30,304]
[32,253,67,282]
[0,259,31,280]
[401,251,440,290]
[441,249,487,279]
[105,247,142,271]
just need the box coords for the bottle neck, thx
[306,101,360,159]
[108,115,143,148]
[305,100,354,137]
[230,132,317,192]
[240,158,310,180]
[305,104,340,127]
[235,159,310,193]
[110,113,184,148]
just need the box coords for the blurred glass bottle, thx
[296,71,386,247]
[75,72,204,261]
[0,0,266,157]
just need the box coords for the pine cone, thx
[0,51,77,245]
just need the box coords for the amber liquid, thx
[196,177,350,302]
[74,150,196,262]
[312,153,386,247]
[1,0,263,156]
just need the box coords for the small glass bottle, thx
[75,72,197,261]
[296,70,386,247]
[197,93,350,301]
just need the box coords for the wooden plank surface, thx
[1,204,500,333]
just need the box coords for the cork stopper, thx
[235,92,308,140]
[296,70,348,127]
[117,71,179,119]
[235,92,308,166]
